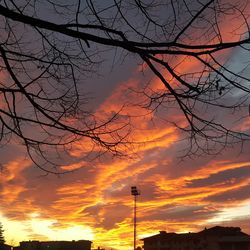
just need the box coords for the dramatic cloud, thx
[1,75,250,249]
[1,2,250,250]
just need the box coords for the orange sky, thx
[0,1,250,250]
[1,60,250,249]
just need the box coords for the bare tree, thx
[0,0,250,172]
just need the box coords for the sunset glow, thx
[0,1,250,250]
[1,57,250,248]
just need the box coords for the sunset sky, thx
[0,1,250,250]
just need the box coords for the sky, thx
[0,51,250,249]
[0,1,250,250]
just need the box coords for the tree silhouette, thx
[0,1,250,172]
[0,223,5,246]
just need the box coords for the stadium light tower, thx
[131,186,140,250]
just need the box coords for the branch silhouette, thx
[0,1,250,172]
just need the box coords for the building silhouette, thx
[0,244,12,250]
[14,240,91,250]
[141,226,250,250]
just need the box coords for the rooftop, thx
[141,226,248,242]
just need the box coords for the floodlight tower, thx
[131,186,140,250]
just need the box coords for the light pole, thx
[131,186,140,250]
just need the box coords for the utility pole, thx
[131,186,140,250]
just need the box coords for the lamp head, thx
[131,186,140,196]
